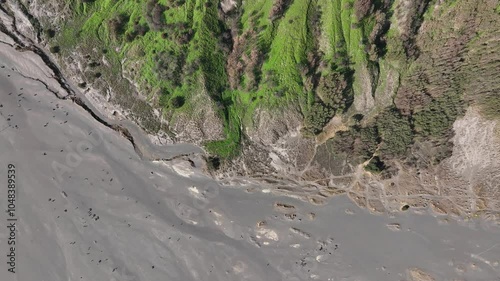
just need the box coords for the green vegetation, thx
[303,69,354,135]
[204,101,241,158]
[477,94,500,119]
[376,108,413,157]
[46,0,493,172]
[260,0,312,101]
[170,96,185,108]
[328,125,379,164]
[49,0,397,160]
[206,156,221,170]
[413,92,464,138]
[49,0,391,159]
[365,156,386,173]
[304,101,335,135]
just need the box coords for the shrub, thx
[353,114,364,122]
[125,23,150,42]
[400,0,432,59]
[88,61,100,68]
[412,92,464,138]
[134,23,150,36]
[154,51,182,86]
[125,33,135,42]
[354,0,373,20]
[304,101,335,135]
[49,45,60,53]
[45,28,56,38]
[376,108,413,157]
[367,11,391,59]
[145,0,167,31]
[269,0,293,20]
[171,26,194,45]
[206,156,221,170]
[170,96,185,108]
[365,156,386,173]
[331,126,379,159]
[316,72,353,113]
[108,13,129,40]
[477,94,500,119]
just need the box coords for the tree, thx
[316,72,353,113]
[108,13,129,40]
[269,0,293,20]
[329,125,379,163]
[206,156,221,170]
[145,0,167,31]
[154,51,182,86]
[49,45,60,53]
[412,92,464,138]
[354,0,373,20]
[45,29,56,38]
[376,108,413,157]
[125,23,150,42]
[304,101,335,135]
[365,156,386,173]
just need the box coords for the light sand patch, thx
[274,202,296,213]
[290,227,311,239]
[407,268,435,281]
[255,227,279,242]
[220,0,237,13]
[232,260,246,274]
[316,116,348,145]
[386,223,402,231]
[446,107,500,177]
[172,161,194,177]
[188,186,205,201]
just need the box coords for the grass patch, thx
[260,0,313,103]
[204,92,241,158]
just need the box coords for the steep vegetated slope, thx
[10,0,500,214]
[33,0,389,158]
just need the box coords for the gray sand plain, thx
[0,46,500,281]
